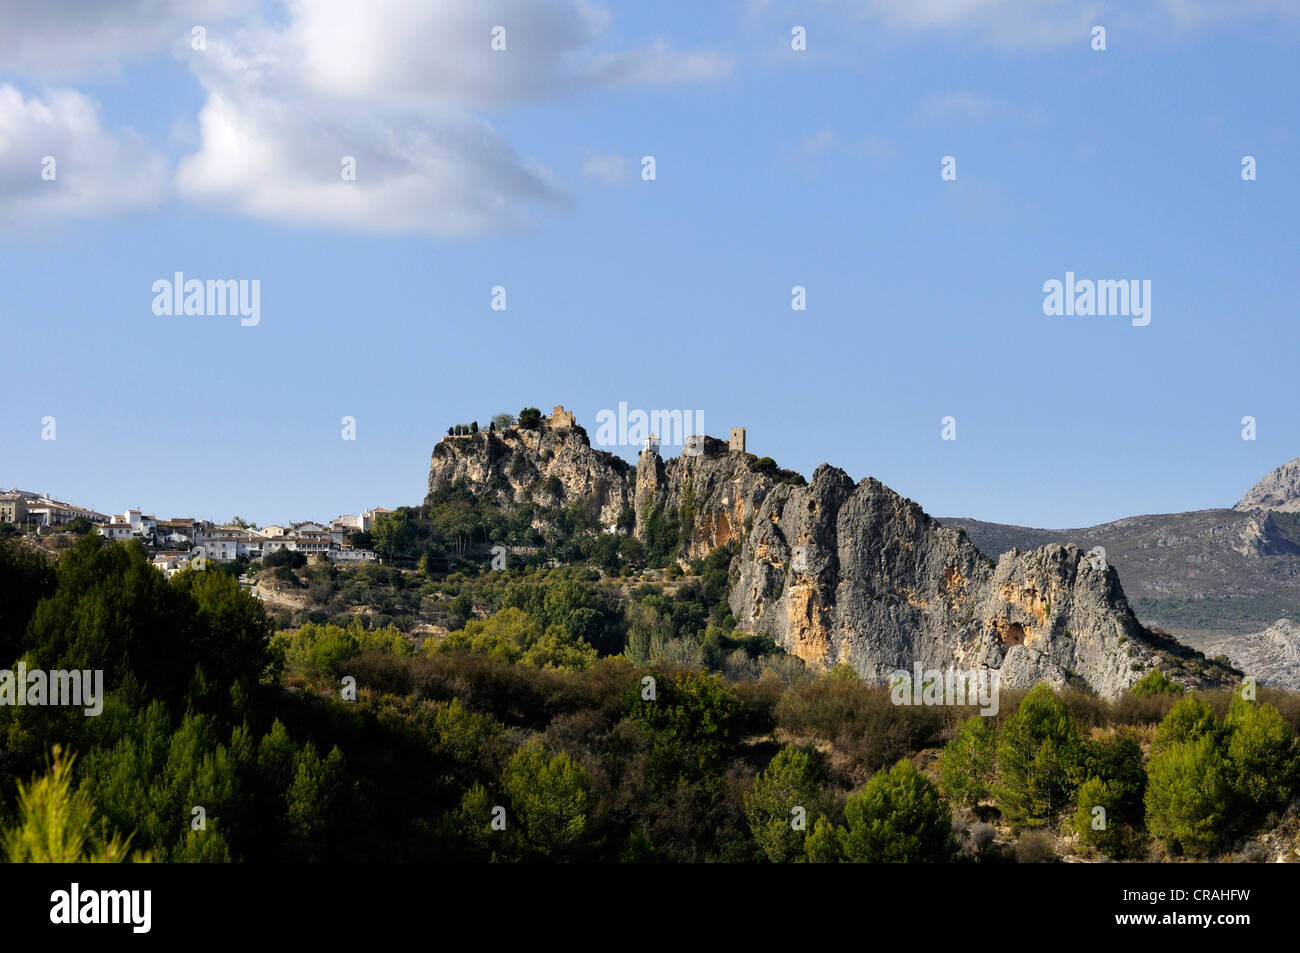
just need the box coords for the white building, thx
[330,548,377,563]
[29,499,104,526]
[358,508,392,532]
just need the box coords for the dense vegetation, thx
[1,533,1297,863]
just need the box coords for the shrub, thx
[775,673,942,779]
[625,669,744,789]
[1130,669,1185,698]
[838,760,956,863]
[1013,830,1056,863]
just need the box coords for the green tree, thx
[1151,693,1220,756]
[1223,697,1297,823]
[372,511,416,562]
[501,738,595,858]
[491,412,517,430]
[518,407,542,430]
[0,537,57,662]
[1072,777,1127,857]
[804,814,842,862]
[23,534,271,715]
[745,745,828,862]
[625,670,744,789]
[839,760,956,863]
[1144,733,1230,857]
[1079,735,1146,831]
[938,716,996,807]
[3,747,148,863]
[522,623,597,670]
[284,743,347,860]
[994,684,1084,827]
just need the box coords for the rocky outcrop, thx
[634,436,778,561]
[728,466,1234,699]
[428,409,1231,698]
[427,421,633,528]
[1237,457,1300,513]
[427,423,779,559]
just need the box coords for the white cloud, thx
[173,1,730,235]
[274,0,730,108]
[175,86,567,236]
[0,0,253,79]
[0,85,167,227]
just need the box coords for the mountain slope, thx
[1237,456,1300,512]
[939,508,1300,638]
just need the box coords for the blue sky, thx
[1,1,1297,528]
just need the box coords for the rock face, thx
[1200,620,1300,691]
[728,466,1230,700]
[427,423,779,555]
[634,436,778,561]
[428,410,1233,699]
[427,421,633,528]
[1236,457,1300,513]
[941,506,1300,640]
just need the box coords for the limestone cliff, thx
[727,466,1236,699]
[427,411,1235,699]
[427,420,632,528]
[633,436,779,561]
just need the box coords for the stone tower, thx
[550,405,575,429]
[729,427,746,453]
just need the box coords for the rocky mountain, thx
[427,409,1235,698]
[940,484,1300,640]
[428,418,634,528]
[1237,457,1300,512]
[727,467,1233,700]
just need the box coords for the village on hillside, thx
[0,488,384,577]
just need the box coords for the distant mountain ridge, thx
[1237,456,1300,512]
[937,456,1300,687]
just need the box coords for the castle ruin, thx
[549,405,576,429]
